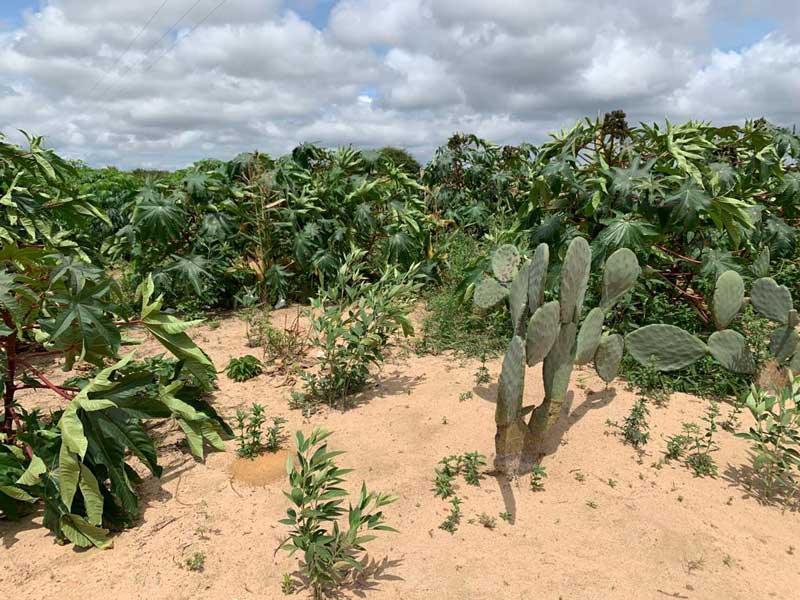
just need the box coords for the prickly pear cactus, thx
[475,239,640,475]
[626,253,800,383]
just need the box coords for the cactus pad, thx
[527,243,550,313]
[712,270,744,330]
[491,244,521,283]
[559,237,591,323]
[525,301,560,367]
[600,248,640,310]
[474,275,508,309]
[496,336,525,426]
[751,246,770,278]
[751,277,792,323]
[594,333,624,383]
[509,260,531,335]
[575,307,604,365]
[542,322,577,401]
[626,324,708,371]
[708,329,755,374]
[769,325,799,361]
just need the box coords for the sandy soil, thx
[2,309,800,600]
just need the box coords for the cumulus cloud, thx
[0,0,797,169]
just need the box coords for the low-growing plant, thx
[439,496,462,534]
[474,362,492,386]
[477,513,496,529]
[530,464,548,491]
[736,375,800,500]
[278,429,397,600]
[281,573,296,595]
[235,404,286,458]
[458,391,473,402]
[226,355,263,382]
[185,551,206,572]
[461,452,487,486]
[664,402,720,477]
[607,399,650,448]
[433,467,456,499]
[499,511,512,522]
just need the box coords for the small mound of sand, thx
[230,450,289,486]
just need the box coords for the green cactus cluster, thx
[626,253,800,377]
[475,238,640,474]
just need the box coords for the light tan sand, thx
[2,310,800,599]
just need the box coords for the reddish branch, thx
[655,245,702,265]
[17,359,75,401]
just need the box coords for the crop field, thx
[2,115,800,599]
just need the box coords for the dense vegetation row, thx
[2,112,800,564]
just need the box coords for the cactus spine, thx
[475,239,640,474]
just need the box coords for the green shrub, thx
[225,355,263,382]
[278,429,397,599]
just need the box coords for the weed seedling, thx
[236,404,286,458]
[185,552,206,572]
[281,573,296,595]
[499,511,512,522]
[474,362,491,386]
[461,452,486,486]
[478,513,496,529]
[665,402,720,477]
[433,468,456,499]
[606,398,650,448]
[530,464,548,491]
[439,497,462,534]
[458,391,473,402]
[586,500,598,509]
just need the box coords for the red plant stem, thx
[17,360,75,401]
[655,245,702,265]
[1,309,17,435]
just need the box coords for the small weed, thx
[226,355,263,382]
[281,573,296,595]
[461,452,487,486]
[441,416,448,425]
[235,404,286,458]
[474,364,492,386]
[433,468,456,499]
[477,513,496,529]
[607,478,617,489]
[439,497,462,534]
[574,471,586,482]
[185,551,206,572]
[723,554,733,567]
[677,495,684,503]
[499,511,512,522]
[585,500,598,509]
[458,391,473,402]
[288,391,317,417]
[686,557,705,574]
[530,464,548,491]
[606,398,650,448]
[664,402,720,477]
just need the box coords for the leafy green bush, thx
[294,266,420,410]
[737,376,800,500]
[0,136,228,547]
[278,429,397,599]
[225,355,263,382]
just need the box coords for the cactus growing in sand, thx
[475,239,640,474]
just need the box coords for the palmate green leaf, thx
[182,170,210,197]
[132,192,184,241]
[594,213,659,255]
[707,195,753,247]
[48,281,121,366]
[701,248,740,280]
[166,253,212,296]
[664,179,710,228]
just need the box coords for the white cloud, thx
[0,0,797,169]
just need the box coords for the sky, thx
[0,1,799,170]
